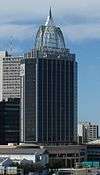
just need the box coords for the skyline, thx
[0,0,100,122]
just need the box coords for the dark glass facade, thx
[20,59,36,142]
[0,98,20,144]
[21,50,77,144]
[37,54,77,144]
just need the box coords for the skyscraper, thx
[20,9,77,145]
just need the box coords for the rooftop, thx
[87,139,100,145]
[35,8,65,50]
[0,144,47,155]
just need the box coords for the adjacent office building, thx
[78,122,99,143]
[87,123,99,142]
[0,98,20,144]
[20,9,77,144]
[46,145,87,168]
[0,51,22,101]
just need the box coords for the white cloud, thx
[0,0,100,19]
[0,24,37,40]
[0,0,100,14]
[0,22,100,43]
[62,24,100,41]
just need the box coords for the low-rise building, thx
[0,144,48,167]
[87,139,100,162]
[45,145,87,168]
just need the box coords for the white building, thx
[87,123,99,142]
[0,51,23,101]
[0,144,48,166]
[78,122,99,143]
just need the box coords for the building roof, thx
[45,145,87,154]
[0,157,9,164]
[87,139,100,145]
[35,8,65,50]
[0,145,47,155]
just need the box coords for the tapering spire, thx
[45,7,55,26]
[49,7,52,19]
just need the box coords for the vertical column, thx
[55,60,57,142]
[51,60,53,143]
[68,61,70,143]
[60,60,61,142]
[42,60,44,142]
[64,60,67,142]
[74,61,77,143]
[47,59,48,143]
[36,59,38,142]
[20,63,25,142]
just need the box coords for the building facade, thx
[0,51,22,101]
[78,122,99,143]
[0,98,20,144]
[0,144,48,167]
[45,145,87,168]
[87,144,100,162]
[20,9,77,144]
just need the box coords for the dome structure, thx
[35,8,65,50]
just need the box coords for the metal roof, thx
[35,9,65,50]
[0,147,47,155]
[0,157,9,164]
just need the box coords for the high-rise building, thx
[20,9,77,145]
[0,51,22,101]
[78,121,99,143]
[0,98,20,144]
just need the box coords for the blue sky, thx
[0,0,100,123]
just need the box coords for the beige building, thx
[0,51,23,101]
